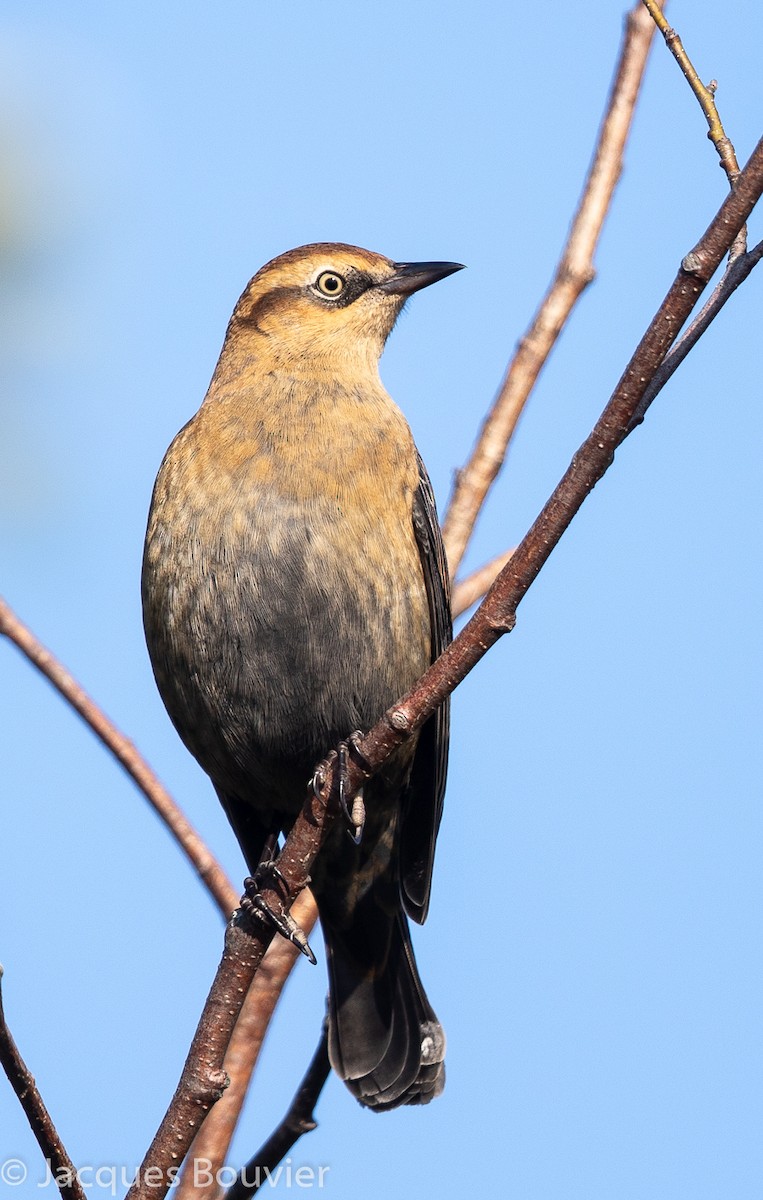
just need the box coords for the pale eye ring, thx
[315,270,346,298]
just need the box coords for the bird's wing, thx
[400,450,452,925]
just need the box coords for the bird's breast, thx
[142,377,431,807]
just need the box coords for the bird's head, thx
[226,243,464,376]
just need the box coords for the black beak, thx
[376,260,465,296]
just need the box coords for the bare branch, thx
[223,1024,331,1200]
[452,549,514,618]
[628,237,763,432]
[125,774,335,1200]
[642,0,746,264]
[0,596,238,919]
[126,918,270,1199]
[441,1,661,575]
[642,0,741,186]
[0,967,85,1200]
[126,132,763,1200]
[175,891,319,1200]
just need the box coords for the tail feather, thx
[323,909,445,1111]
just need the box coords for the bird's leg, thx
[241,838,317,964]
[338,732,368,845]
[258,831,280,871]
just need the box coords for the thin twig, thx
[175,891,319,1200]
[0,596,238,919]
[0,967,85,1200]
[125,132,763,1200]
[628,237,763,431]
[452,549,515,617]
[641,1,745,260]
[442,1,661,576]
[642,0,741,183]
[224,1025,331,1200]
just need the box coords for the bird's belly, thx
[143,494,430,812]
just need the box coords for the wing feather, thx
[400,452,452,924]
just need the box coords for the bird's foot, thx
[338,732,368,844]
[242,865,317,965]
[311,732,371,843]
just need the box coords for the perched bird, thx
[142,243,462,1110]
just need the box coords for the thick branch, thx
[0,596,237,918]
[0,969,84,1200]
[126,777,335,1200]
[442,1,660,575]
[174,892,319,1200]
[127,919,272,1199]
[126,133,763,1200]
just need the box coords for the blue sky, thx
[2,3,762,1198]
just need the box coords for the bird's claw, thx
[338,733,366,843]
[242,866,317,965]
[311,760,329,800]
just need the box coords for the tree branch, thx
[641,0,742,187]
[441,1,661,576]
[174,892,319,1200]
[642,1,747,262]
[125,131,763,1200]
[125,773,336,1200]
[0,968,85,1200]
[223,1024,331,1200]
[628,236,763,432]
[451,549,515,617]
[0,596,238,919]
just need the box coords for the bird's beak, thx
[376,260,465,296]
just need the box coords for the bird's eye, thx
[315,271,346,298]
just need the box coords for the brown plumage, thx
[141,243,462,1109]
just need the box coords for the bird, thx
[141,242,462,1110]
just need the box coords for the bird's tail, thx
[321,905,445,1111]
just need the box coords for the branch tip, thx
[442,2,660,573]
